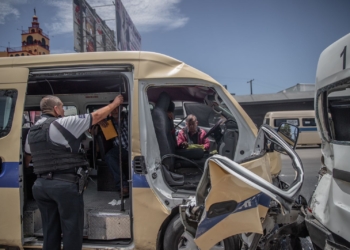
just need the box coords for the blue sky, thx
[1,0,350,95]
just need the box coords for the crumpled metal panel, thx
[88,210,131,240]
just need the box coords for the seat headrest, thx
[155,92,171,112]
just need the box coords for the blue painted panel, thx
[195,193,270,239]
[132,172,149,188]
[0,162,19,188]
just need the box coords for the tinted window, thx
[264,118,270,125]
[274,118,299,127]
[302,118,316,127]
[0,89,18,138]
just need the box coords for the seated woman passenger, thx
[177,114,210,151]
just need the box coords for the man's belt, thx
[37,172,79,183]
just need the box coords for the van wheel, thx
[163,214,240,250]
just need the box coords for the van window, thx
[174,106,184,119]
[302,118,316,127]
[274,118,299,127]
[264,118,270,125]
[24,106,77,125]
[0,89,18,138]
[63,106,78,116]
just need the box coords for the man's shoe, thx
[119,187,129,198]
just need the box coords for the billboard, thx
[115,0,141,51]
[73,0,116,52]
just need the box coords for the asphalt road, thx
[280,147,322,201]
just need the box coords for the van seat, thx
[151,92,204,188]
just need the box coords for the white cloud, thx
[123,0,189,32]
[45,0,188,35]
[0,1,26,25]
[44,0,73,35]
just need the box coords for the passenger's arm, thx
[91,95,123,125]
[177,130,188,148]
[203,135,210,151]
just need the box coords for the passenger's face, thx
[54,102,65,117]
[111,107,119,120]
[187,119,198,134]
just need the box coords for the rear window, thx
[274,118,299,127]
[174,107,184,119]
[302,118,316,127]
[0,89,18,138]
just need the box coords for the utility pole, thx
[247,79,254,95]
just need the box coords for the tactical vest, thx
[28,117,89,174]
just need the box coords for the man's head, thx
[111,106,120,120]
[40,95,64,117]
[186,114,198,134]
[109,100,121,120]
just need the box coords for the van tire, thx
[163,214,240,250]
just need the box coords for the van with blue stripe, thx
[0,52,305,250]
[264,110,321,147]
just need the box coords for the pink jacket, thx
[177,128,210,151]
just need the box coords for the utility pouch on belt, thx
[77,167,89,194]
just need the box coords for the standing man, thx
[177,114,210,151]
[24,94,123,250]
[101,103,129,197]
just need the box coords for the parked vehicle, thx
[264,110,321,147]
[0,52,285,249]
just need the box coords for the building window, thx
[27,35,33,45]
[10,55,13,57]
[41,38,46,46]
[21,53,24,56]
[27,54,29,56]
[34,49,37,52]
[43,52,45,55]
[15,54,19,57]
[31,29,35,33]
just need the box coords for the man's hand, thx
[91,95,124,125]
[112,95,124,107]
[181,141,188,149]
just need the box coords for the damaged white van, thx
[0,52,289,250]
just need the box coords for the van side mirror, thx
[274,123,299,153]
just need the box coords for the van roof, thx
[316,33,350,90]
[265,110,315,117]
[0,51,221,86]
